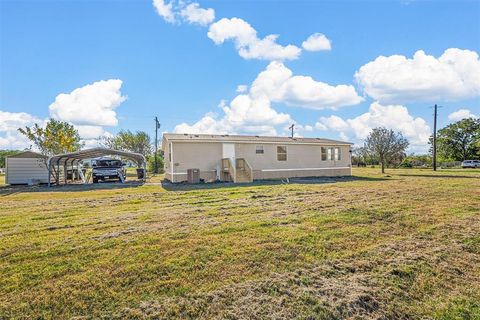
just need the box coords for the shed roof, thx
[48,147,146,166]
[7,150,47,159]
[163,133,353,146]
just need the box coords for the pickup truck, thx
[461,160,480,168]
[92,158,126,183]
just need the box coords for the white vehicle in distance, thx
[461,160,480,168]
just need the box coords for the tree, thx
[18,119,83,156]
[147,153,164,173]
[364,127,409,173]
[101,130,152,158]
[430,118,480,162]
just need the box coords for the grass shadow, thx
[0,180,145,196]
[397,174,479,179]
[160,175,388,191]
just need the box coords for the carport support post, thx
[64,164,67,185]
[47,160,51,187]
[56,157,61,186]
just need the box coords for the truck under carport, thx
[47,148,146,186]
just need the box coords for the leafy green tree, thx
[364,127,409,173]
[18,119,83,156]
[430,118,480,161]
[102,130,152,159]
[147,153,164,173]
[0,150,21,168]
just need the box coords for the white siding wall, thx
[163,141,352,182]
[6,158,49,185]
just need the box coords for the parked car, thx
[92,158,126,183]
[461,160,480,168]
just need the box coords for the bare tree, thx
[364,127,409,173]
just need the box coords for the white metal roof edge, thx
[162,134,353,145]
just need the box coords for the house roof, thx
[47,148,146,166]
[7,150,47,159]
[162,133,353,146]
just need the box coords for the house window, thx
[335,147,341,161]
[277,146,287,161]
[321,147,341,161]
[256,145,264,154]
[321,147,327,161]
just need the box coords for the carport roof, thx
[48,147,146,166]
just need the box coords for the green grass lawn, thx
[0,168,479,319]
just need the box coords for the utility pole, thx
[154,117,161,174]
[289,124,295,138]
[433,104,438,171]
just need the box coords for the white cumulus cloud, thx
[174,94,292,136]
[302,33,332,51]
[355,48,480,104]
[236,85,248,93]
[180,2,215,26]
[0,110,43,150]
[448,108,478,121]
[48,79,126,127]
[251,61,363,109]
[0,131,31,150]
[74,125,109,140]
[174,61,362,135]
[0,111,41,132]
[152,0,176,23]
[316,102,431,149]
[208,17,301,61]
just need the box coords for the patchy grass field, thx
[0,168,479,319]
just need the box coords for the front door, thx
[222,143,236,166]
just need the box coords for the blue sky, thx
[1,0,479,152]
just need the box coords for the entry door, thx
[222,143,236,166]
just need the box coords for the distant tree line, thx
[352,117,479,172]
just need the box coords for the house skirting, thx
[253,167,351,180]
[165,170,217,183]
[165,167,351,183]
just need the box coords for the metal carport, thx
[47,148,147,186]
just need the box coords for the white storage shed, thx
[5,151,50,185]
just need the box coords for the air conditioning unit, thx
[187,168,200,184]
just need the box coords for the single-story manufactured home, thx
[162,133,352,183]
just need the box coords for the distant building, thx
[162,133,352,183]
[5,151,50,185]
